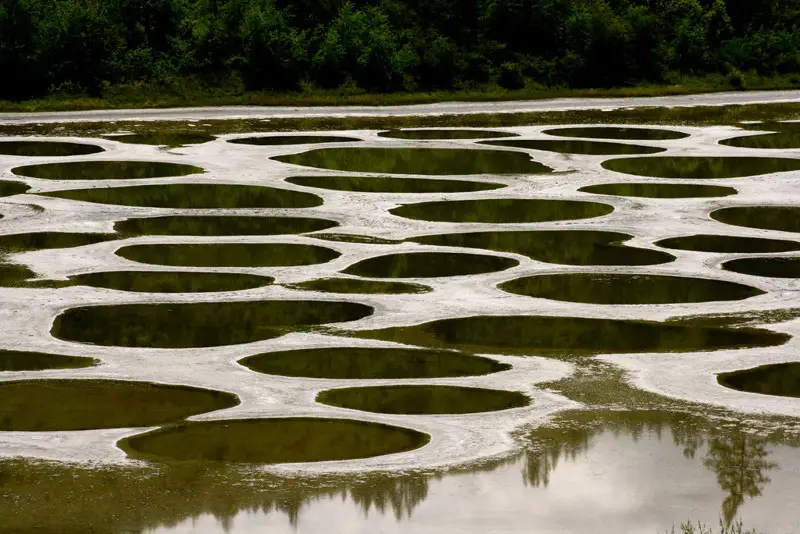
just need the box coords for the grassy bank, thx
[0,74,798,113]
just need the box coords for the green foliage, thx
[0,0,798,100]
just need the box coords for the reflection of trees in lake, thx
[522,410,778,525]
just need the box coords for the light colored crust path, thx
[1,90,800,124]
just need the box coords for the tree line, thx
[1,0,798,101]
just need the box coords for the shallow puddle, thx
[70,271,274,293]
[45,183,322,208]
[0,350,96,371]
[0,379,238,431]
[499,273,763,304]
[391,198,612,223]
[723,257,800,278]
[602,156,800,179]
[0,180,31,197]
[410,230,673,265]
[343,251,518,278]
[0,140,104,157]
[355,315,787,356]
[238,347,509,379]
[286,277,430,294]
[711,206,800,233]
[110,132,214,147]
[228,135,361,146]
[718,363,800,398]
[579,182,737,198]
[272,148,553,175]
[4,409,799,532]
[543,126,689,140]
[53,300,373,347]
[720,132,800,149]
[655,234,800,253]
[377,129,516,140]
[13,161,205,180]
[116,243,340,268]
[119,417,428,463]
[0,232,117,253]
[285,175,504,193]
[482,138,665,155]
[317,385,529,414]
[115,215,337,236]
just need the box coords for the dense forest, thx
[1,0,799,101]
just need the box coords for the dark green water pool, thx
[285,175,504,193]
[273,148,553,175]
[70,271,274,293]
[0,350,97,371]
[119,417,429,463]
[116,243,340,267]
[45,183,322,208]
[0,232,117,253]
[482,139,665,155]
[391,198,612,223]
[723,257,800,278]
[238,347,509,379]
[378,129,517,140]
[499,273,763,304]
[718,363,800,398]
[602,157,800,179]
[286,277,430,294]
[229,135,361,145]
[53,300,373,348]
[355,315,787,356]
[579,183,737,198]
[0,379,239,431]
[317,385,530,414]
[110,132,214,147]
[115,215,337,236]
[0,141,104,157]
[13,161,205,180]
[655,234,800,253]
[344,251,518,278]
[410,230,673,266]
[711,206,800,233]
[543,126,689,140]
[0,181,31,197]
[720,132,800,150]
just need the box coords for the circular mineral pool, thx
[711,206,800,233]
[378,129,516,140]
[70,271,274,293]
[579,183,737,199]
[344,251,518,278]
[316,385,530,414]
[391,198,612,223]
[273,148,552,175]
[229,135,361,146]
[115,215,337,236]
[482,138,665,155]
[45,183,322,208]
[118,417,429,463]
[0,379,239,431]
[655,234,800,253]
[718,362,800,398]
[13,161,205,180]
[285,175,504,193]
[239,347,509,379]
[723,257,800,278]
[602,156,800,179]
[543,127,689,140]
[116,243,340,268]
[499,273,763,304]
[52,300,373,348]
[0,140,104,157]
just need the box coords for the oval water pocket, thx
[287,277,430,294]
[499,273,763,305]
[115,215,337,236]
[69,271,274,293]
[0,181,31,197]
[543,127,689,140]
[0,350,97,372]
[655,234,800,253]
[718,363,800,398]
[13,161,205,180]
[45,184,323,208]
[711,206,800,233]
[116,243,340,267]
[378,129,516,140]
[239,347,508,379]
[316,385,530,414]
[0,141,104,157]
[285,175,504,193]
[723,257,800,278]
[482,139,665,155]
[52,300,374,348]
[0,379,239,431]
[273,148,553,175]
[579,183,737,199]
[344,251,518,278]
[391,198,612,223]
[119,417,429,463]
[229,135,361,146]
[602,157,800,179]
